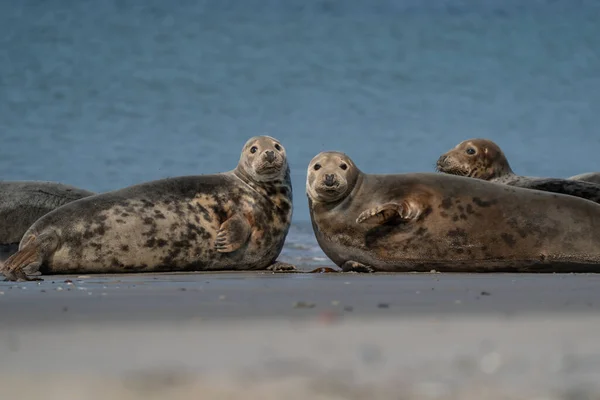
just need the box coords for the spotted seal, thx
[436,138,600,204]
[569,172,600,185]
[307,151,600,273]
[0,181,94,260]
[1,135,294,281]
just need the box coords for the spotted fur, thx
[569,172,600,185]
[1,136,293,281]
[0,181,94,259]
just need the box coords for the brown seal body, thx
[307,151,600,273]
[0,181,95,260]
[436,138,600,204]
[570,172,600,185]
[1,136,294,281]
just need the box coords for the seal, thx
[569,172,600,185]
[0,181,94,260]
[1,135,295,281]
[307,151,600,273]
[435,138,600,204]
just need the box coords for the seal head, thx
[236,135,289,184]
[306,151,359,203]
[436,139,514,180]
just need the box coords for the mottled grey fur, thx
[569,172,600,185]
[1,136,293,281]
[308,151,600,273]
[0,181,94,260]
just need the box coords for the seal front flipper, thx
[266,261,298,272]
[1,232,59,282]
[356,201,421,225]
[215,214,251,253]
[341,260,375,273]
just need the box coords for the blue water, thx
[1,0,600,266]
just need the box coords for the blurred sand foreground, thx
[2,315,600,400]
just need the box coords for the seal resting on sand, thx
[436,138,600,204]
[1,135,294,281]
[0,181,94,260]
[307,151,600,273]
[569,172,600,185]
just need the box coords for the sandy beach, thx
[2,272,600,399]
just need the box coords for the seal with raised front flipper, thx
[1,136,294,281]
[569,172,600,185]
[307,151,600,273]
[435,138,600,204]
[0,181,95,260]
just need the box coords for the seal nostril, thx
[324,174,335,187]
[265,151,275,163]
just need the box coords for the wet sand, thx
[1,272,600,399]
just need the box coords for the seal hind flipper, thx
[341,260,375,273]
[215,214,251,253]
[356,201,420,225]
[1,232,59,282]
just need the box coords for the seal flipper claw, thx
[266,261,298,272]
[1,232,58,282]
[356,201,419,225]
[215,214,251,253]
[341,260,375,273]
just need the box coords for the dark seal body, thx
[1,136,293,281]
[307,152,600,273]
[436,138,600,205]
[570,172,600,185]
[0,181,94,259]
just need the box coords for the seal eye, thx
[314,164,321,171]
[250,146,258,154]
[340,163,348,170]
[274,144,281,151]
[466,148,476,155]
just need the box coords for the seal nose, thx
[437,155,448,168]
[265,150,276,163]
[324,174,336,187]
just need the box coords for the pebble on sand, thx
[293,301,316,309]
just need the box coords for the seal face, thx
[307,151,600,273]
[0,181,95,260]
[435,139,513,181]
[1,136,294,281]
[436,138,600,204]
